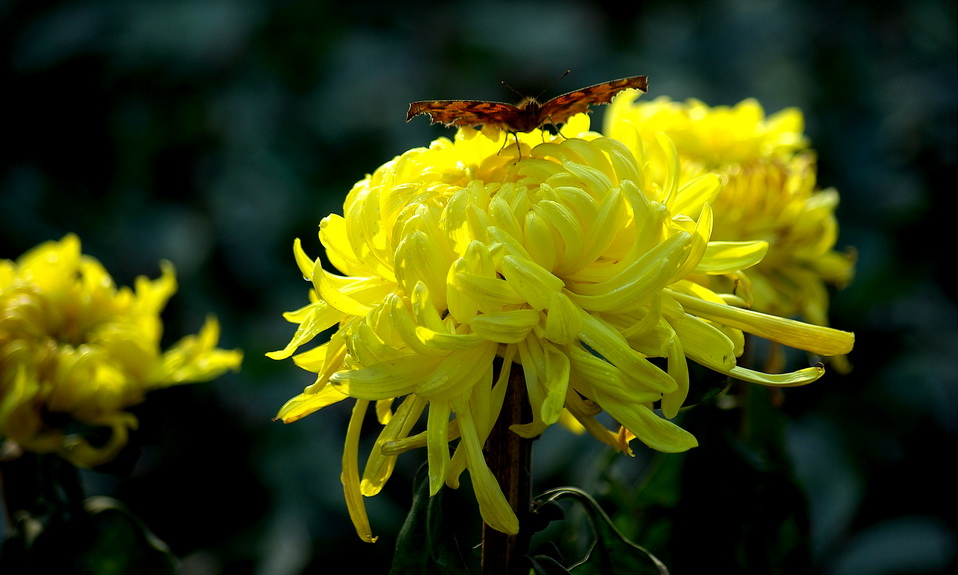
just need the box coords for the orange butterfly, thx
[406,75,648,133]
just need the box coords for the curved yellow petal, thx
[453,398,519,535]
[578,312,677,394]
[696,241,769,274]
[361,395,427,496]
[342,400,377,543]
[330,354,440,400]
[592,389,698,453]
[468,309,541,344]
[567,231,691,312]
[730,364,825,387]
[426,400,452,495]
[275,384,350,423]
[668,289,854,356]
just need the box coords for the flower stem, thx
[482,363,533,575]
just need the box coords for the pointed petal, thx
[343,400,377,543]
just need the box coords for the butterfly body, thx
[406,75,648,134]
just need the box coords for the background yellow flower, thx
[0,235,243,467]
[606,96,856,337]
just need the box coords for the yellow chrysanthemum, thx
[271,108,854,541]
[606,96,855,333]
[0,234,243,467]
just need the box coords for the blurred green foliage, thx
[3,0,957,573]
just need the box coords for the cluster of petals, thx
[606,95,856,328]
[270,109,854,540]
[0,235,243,467]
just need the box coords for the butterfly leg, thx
[543,118,569,140]
[496,131,524,161]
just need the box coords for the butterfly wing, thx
[538,75,649,126]
[406,100,522,129]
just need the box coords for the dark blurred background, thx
[2,1,956,573]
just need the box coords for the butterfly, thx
[406,75,648,134]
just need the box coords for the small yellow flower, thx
[606,96,855,332]
[0,234,243,467]
[271,109,853,541]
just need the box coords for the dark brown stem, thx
[481,363,533,575]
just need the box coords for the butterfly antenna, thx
[500,80,524,99]
[535,69,571,100]
[500,69,572,100]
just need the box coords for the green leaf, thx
[529,552,573,575]
[79,497,179,575]
[0,496,178,575]
[389,464,473,575]
[532,487,669,575]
